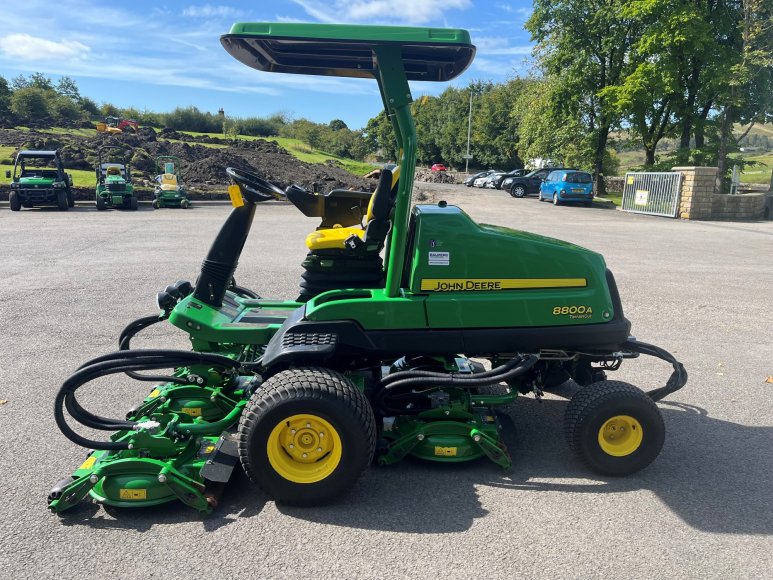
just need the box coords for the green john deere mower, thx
[95,146,138,210]
[152,156,190,209]
[49,23,686,515]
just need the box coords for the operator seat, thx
[296,167,399,302]
[106,166,122,176]
[159,173,179,191]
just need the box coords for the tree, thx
[10,87,50,119]
[0,75,11,117]
[527,0,638,194]
[28,72,54,91]
[714,0,773,191]
[56,76,81,101]
[328,119,348,131]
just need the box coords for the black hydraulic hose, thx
[116,315,189,384]
[231,284,259,299]
[380,355,532,386]
[375,355,539,414]
[623,339,688,401]
[55,350,241,450]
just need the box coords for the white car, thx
[472,176,490,187]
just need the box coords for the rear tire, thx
[512,184,526,198]
[130,197,138,211]
[9,191,21,211]
[180,199,190,209]
[57,190,68,211]
[238,367,376,505]
[96,196,106,211]
[553,193,560,206]
[564,380,665,476]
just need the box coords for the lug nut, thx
[417,434,425,441]
[291,429,296,434]
[289,444,294,449]
[306,423,311,428]
[317,447,322,452]
[302,453,307,458]
[319,432,324,437]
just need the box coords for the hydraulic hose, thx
[55,349,242,450]
[375,355,539,414]
[623,339,688,401]
[116,314,189,384]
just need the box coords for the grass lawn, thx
[737,152,772,184]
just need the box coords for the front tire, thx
[67,190,74,208]
[564,381,665,476]
[238,367,376,505]
[96,196,106,211]
[129,196,138,211]
[180,199,190,209]
[553,193,560,206]
[57,190,68,211]
[9,191,21,211]
[511,184,526,198]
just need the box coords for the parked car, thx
[431,163,447,172]
[539,170,595,206]
[497,168,530,190]
[473,175,491,187]
[464,169,496,187]
[508,167,568,198]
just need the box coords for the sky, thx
[0,1,535,129]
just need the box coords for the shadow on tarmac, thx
[56,398,772,535]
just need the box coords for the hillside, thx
[0,125,375,194]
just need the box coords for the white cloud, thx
[292,0,472,25]
[182,4,242,18]
[0,34,90,60]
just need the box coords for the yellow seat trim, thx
[307,165,400,251]
[306,226,364,250]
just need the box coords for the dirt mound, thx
[414,168,456,184]
[0,126,371,192]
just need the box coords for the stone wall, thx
[672,166,768,220]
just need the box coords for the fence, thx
[621,172,682,217]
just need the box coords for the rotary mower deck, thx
[49,23,686,515]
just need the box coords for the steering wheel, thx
[226,167,285,203]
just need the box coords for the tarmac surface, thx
[1,184,772,579]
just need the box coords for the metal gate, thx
[621,172,682,217]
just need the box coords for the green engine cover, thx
[407,204,615,328]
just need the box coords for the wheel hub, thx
[597,415,643,456]
[267,414,342,483]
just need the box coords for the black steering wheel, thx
[226,167,285,203]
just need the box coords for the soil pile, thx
[414,167,457,184]
[0,127,371,193]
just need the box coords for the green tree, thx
[10,87,51,119]
[56,76,81,101]
[328,119,348,131]
[28,72,54,91]
[527,0,637,193]
[0,75,11,117]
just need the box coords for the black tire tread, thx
[237,367,376,504]
[564,380,664,475]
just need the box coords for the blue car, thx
[539,170,595,206]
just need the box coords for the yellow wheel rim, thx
[266,414,342,484]
[597,415,643,457]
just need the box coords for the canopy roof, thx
[221,23,475,81]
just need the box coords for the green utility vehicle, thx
[6,150,74,211]
[152,156,190,209]
[95,146,138,210]
[49,23,686,515]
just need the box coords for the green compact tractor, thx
[7,150,74,211]
[152,156,190,209]
[95,146,138,210]
[49,23,686,515]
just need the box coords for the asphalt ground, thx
[1,184,771,579]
